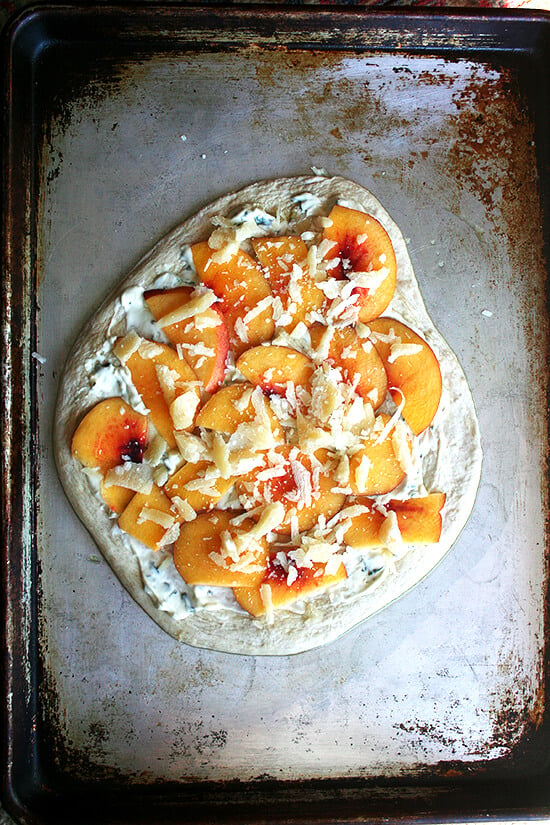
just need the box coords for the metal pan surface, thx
[2,5,550,823]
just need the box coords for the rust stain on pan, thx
[446,68,549,391]
[447,71,539,224]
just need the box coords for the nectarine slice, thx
[71,397,149,472]
[144,286,229,393]
[236,444,346,534]
[252,236,325,330]
[388,493,446,543]
[322,204,397,322]
[195,382,283,441]
[173,511,268,587]
[164,460,234,512]
[236,345,314,396]
[348,414,408,496]
[309,323,387,408]
[233,556,347,617]
[343,503,385,549]
[119,338,200,449]
[191,241,274,356]
[368,317,442,435]
[118,484,181,551]
[344,493,446,548]
[99,480,135,515]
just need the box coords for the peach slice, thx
[344,493,446,548]
[235,444,346,534]
[119,338,200,449]
[368,317,442,435]
[343,503,384,549]
[144,286,229,393]
[252,236,325,330]
[173,511,268,587]
[99,480,135,515]
[118,484,181,552]
[191,241,274,356]
[164,460,234,513]
[71,397,149,472]
[195,382,283,441]
[389,493,446,543]
[236,345,314,396]
[322,204,397,322]
[234,556,347,617]
[309,323,387,408]
[348,414,408,496]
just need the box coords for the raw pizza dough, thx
[54,175,483,655]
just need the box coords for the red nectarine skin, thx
[322,204,397,322]
[71,397,149,472]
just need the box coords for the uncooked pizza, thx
[54,175,483,655]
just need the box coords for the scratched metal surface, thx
[27,9,547,800]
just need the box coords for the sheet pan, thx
[3,4,550,822]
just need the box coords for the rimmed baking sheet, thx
[3,5,550,823]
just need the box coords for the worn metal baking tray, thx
[3,4,550,823]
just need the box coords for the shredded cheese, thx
[157,520,181,548]
[137,506,175,529]
[170,496,197,522]
[388,342,423,363]
[103,462,153,494]
[242,296,274,326]
[354,454,372,494]
[234,318,249,343]
[378,510,403,552]
[260,583,274,624]
[170,390,199,430]
[155,364,180,404]
[392,421,414,475]
[174,431,210,462]
[138,340,163,359]
[143,434,166,466]
[211,433,232,479]
[113,330,141,363]
[194,312,221,330]
[156,289,218,327]
[374,389,406,445]
[176,341,216,358]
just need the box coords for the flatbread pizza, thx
[54,175,482,655]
